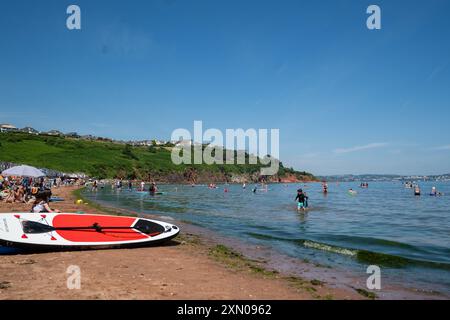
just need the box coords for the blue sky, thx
[0,0,449,175]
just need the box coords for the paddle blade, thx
[21,220,55,234]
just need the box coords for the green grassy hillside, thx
[0,132,315,182]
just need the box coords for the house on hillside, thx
[154,140,166,145]
[96,136,112,142]
[81,134,97,140]
[0,124,18,132]
[44,130,64,136]
[21,127,40,135]
[66,132,80,138]
[133,140,153,146]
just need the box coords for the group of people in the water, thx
[413,185,443,196]
[137,181,158,194]
[106,179,161,195]
[403,181,443,196]
[94,179,444,213]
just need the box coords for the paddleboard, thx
[0,213,179,252]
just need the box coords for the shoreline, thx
[2,185,447,300]
[0,186,364,300]
[79,185,450,300]
[67,186,450,300]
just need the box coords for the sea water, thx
[82,181,450,297]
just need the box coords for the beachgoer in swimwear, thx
[295,189,308,211]
[149,182,158,195]
[322,181,328,193]
[31,194,61,213]
[431,186,437,196]
[92,180,98,192]
[414,185,421,196]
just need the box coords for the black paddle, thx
[21,220,165,236]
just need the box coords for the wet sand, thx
[0,186,361,300]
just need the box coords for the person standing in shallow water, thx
[295,189,308,211]
[149,182,158,195]
[414,185,421,196]
[322,181,328,193]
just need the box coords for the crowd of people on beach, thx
[1,175,49,204]
[0,174,85,213]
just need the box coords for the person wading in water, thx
[295,189,309,211]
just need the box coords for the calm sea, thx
[82,181,450,297]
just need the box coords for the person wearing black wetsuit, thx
[295,189,309,210]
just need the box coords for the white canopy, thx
[1,165,45,178]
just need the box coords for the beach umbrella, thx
[1,165,45,178]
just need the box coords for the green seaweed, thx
[177,233,202,246]
[356,250,409,268]
[310,279,325,286]
[208,245,278,278]
[355,288,377,300]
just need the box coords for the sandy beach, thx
[0,186,362,300]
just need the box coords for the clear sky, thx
[1,0,449,175]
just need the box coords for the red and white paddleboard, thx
[0,213,179,251]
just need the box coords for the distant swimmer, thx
[431,186,437,196]
[252,186,257,193]
[242,183,246,189]
[140,181,145,192]
[348,188,357,195]
[128,181,133,190]
[322,181,328,193]
[429,186,442,196]
[149,182,158,195]
[414,185,421,196]
[92,180,98,192]
[295,189,309,211]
